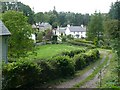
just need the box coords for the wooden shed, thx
[0,20,11,63]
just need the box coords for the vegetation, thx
[2,11,34,58]
[2,60,41,89]
[104,0,120,86]
[87,12,104,42]
[2,48,100,89]
[29,44,85,60]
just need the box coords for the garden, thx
[2,41,100,89]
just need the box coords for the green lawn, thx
[30,44,85,60]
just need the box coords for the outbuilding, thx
[0,20,11,63]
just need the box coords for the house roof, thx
[0,20,11,36]
[59,27,66,33]
[69,26,86,32]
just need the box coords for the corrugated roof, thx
[0,20,11,36]
[69,26,86,32]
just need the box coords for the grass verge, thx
[72,51,110,88]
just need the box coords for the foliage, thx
[61,36,67,42]
[74,53,86,70]
[36,31,43,43]
[73,49,100,70]
[61,49,85,58]
[2,11,34,58]
[2,60,41,89]
[74,39,94,44]
[67,40,96,49]
[36,60,55,83]
[49,56,75,77]
[109,1,120,21]
[51,35,58,44]
[29,44,83,59]
[44,29,53,41]
[1,2,34,24]
[87,12,104,41]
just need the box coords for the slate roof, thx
[0,20,11,36]
[69,26,86,32]
[59,27,66,33]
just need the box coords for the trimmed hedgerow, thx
[61,49,86,58]
[74,53,87,70]
[73,49,100,71]
[67,40,96,49]
[49,56,75,77]
[36,60,56,83]
[2,60,41,89]
[2,49,100,89]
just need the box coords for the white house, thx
[53,25,86,38]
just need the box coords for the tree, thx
[104,1,120,86]
[87,12,104,41]
[2,11,34,58]
[109,1,120,20]
[104,19,120,86]
[1,2,34,24]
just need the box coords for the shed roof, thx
[69,26,86,32]
[0,20,11,36]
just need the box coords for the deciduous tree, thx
[2,11,34,58]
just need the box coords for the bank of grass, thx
[73,50,110,88]
[100,52,118,88]
[29,44,85,60]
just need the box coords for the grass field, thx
[30,44,85,60]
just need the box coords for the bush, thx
[61,49,85,58]
[73,49,100,71]
[49,56,75,77]
[36,60,55,83]
[67,40,96,49]
[2,60,41,89]
[74,54,87,70]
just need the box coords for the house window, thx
[74,32,75,34]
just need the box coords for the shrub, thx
[36,60,55,82]
[49,56,75,77]
[61,49,85,58]
[52,35,58,44]
[74,54,86,70]
[67,40,96,49]
[73,49,100,71]
[2,60,41,89]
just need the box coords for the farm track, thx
[47,50,108,88]
[81,53,112,88]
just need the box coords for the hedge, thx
[49,56,75,77]
[2,49,100,89]
[67,40,96,49]
[73,49,100,70]
[2,60,41,89]
[61,49,85,57]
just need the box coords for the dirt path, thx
[48,51,107,88]
[81,54,112,88]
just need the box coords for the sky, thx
[18,0,118,14]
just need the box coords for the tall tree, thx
[87,12,104,41]
[105,1,120,85]
[2,11,33,58]
[1,2,34,24]
[109,1,120,20]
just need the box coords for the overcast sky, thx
[18,0,117,14]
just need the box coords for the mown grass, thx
[72,50,110,88]
[29,44,85,60]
